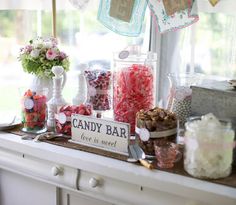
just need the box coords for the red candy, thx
[84,70,112,111]
[113,64,154,134]
[21,89,47,132]
[55,104,92,136]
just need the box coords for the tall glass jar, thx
[184,114,235,179]
[20,88,48,134]
[84,69,112,118]
[167,73,200,126]
[113,51,157,134]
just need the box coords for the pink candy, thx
[113,64,154,134]
[55,104,92,136]
[84,70,112,111]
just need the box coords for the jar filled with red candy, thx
[113,51,157,134]
[84,69,112,117]
[55,104,92,136]
[21,88,48,134]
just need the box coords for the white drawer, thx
[77,170,197,205]
[0,147,79,190]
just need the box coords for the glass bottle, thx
[47,66,67,130]
[113,50,157,134]
[73,63,87,105]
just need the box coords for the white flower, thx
[44,42,53,49]
[30,49,40,58]
[33,43,43,49]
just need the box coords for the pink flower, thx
[59,52,67,60]
[50,37,58,47]
[46,48,57,60]
[24,45,33,54]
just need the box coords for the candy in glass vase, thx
[20,88,48,134]
[167,73,201,126]
[84,68,112,118]
[113,50,157,134]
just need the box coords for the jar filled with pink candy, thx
[84,68,112,117]
[113,51,157,134]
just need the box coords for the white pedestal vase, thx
[30,76,53,100]
[30,73,67,101]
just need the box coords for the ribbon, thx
[136,126,177,139]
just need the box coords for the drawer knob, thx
[89,177,99,188]
[51,166,62,176]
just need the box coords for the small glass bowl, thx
[154,141,182,169]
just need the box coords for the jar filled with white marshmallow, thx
[184,113,235,179]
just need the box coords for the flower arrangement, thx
[19,37,70,78]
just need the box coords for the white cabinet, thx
[59,189,113,205]
[0,132,235,205]
[0,169,57,205]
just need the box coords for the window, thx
[178,12,236,78]
[153,0,236,106]
[0,0,150,113]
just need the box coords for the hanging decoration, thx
[68,0,91,11]
[147,0,199,33]
[109,0,135,22]
[96,0,199,36]
[162,0,189,16]
[97,0,147,37]
[208,0,220,6]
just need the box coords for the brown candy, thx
[136,107,177,156]
[136,107,177,131]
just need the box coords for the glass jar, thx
[20,88,48,134]
[84,69,112,118]
[55,104,92,136]
[136,107,177,156]
[113,51,157,134]
[167,73,200,126]
[184,114,235,179]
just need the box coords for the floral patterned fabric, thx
[147,0,199,33]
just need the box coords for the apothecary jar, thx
[184,114,235,179]
[167,73,200,126]
[113,51,157,134]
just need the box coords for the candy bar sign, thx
[71,114,130,155]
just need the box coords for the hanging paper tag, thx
[139,128,150,142]
[163,0,190,16]
[208,0,219,6]
[88,87,97,97]
[24,98,34,110]
[57,112,67,124]
[109,0,135,22]
[119,50,129,59]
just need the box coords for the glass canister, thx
[167,73,200,126]
[136,107,177,156]
[113,51,157,134]
[20,88,48,134]
[55,104,92,136]
[184,113,235,179]
[84,69,112,118]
